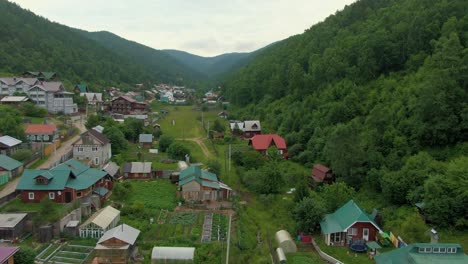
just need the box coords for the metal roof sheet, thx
[0,213,27,228]
[0,155,22,171]
[139,134,153,143]
[0,96,29,102]
[0,136,22,147]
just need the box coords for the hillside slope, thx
[0,0,204,90]
[223,0,467,227]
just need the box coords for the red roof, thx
[312,164,332,182]
[0,247,19,262]
[25,124,57,135]
[249,134,287,150]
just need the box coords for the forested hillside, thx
[0,0,203,90]
[224,0,468,228]
[163,50,254,79]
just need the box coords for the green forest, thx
[223,0,468,229]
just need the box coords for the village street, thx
[0,116,87,200]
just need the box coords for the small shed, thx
[139,134,154,148]
[0,213,28,240]
[95,224,140,264]
[151,247,195,263]
[0,247,19,264]
[0,155,23,179]
[275,230,297,253]
[79,206,120,238]
[103,162,120,179]
[123,162,154,179]
[311,164,334,183]
[65,220,80,236]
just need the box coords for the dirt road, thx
[176,137,212,158]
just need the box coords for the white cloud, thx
[10,0,356,56]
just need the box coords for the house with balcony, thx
[0,77,39,96]
[109,96,148,115]
[28,82,77,114]
[73,128,111,167]
[16,159,113,203]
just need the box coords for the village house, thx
[81,92,103,107]
[0,155,23,180]
[320,200,382,246]
[311,164,334,184]
[94,224,140,264]
[179,166,231,201]
[0,247,19,264]
[0,213,28,240]
[138,134,153,148]
[109,96,148,115]
[0,77,39,96]
[73,128,112,167]
[0,135,22,157]
[375,243,468,264]
[25,124,58,142]
[16,159,113,203]
[27,81,77,114]
[229,120,262,138]
[79,206,120,239]
[249,134,288,159]
[122,162,154,179]
[74,84,89,93]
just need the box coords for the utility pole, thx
[207,121,210,138]
[228,144,231,171]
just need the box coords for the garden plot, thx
[202,213,213,242]
[46,244,94,264]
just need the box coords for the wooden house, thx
[138,134,153,148]
[94,224,140,264]
[249,134,288,159]
[0,155,23,180]
[0,213,28,240]
[242,120,261,138]
[16,159,113,203]
[320,200,382,246]
[25,124,59,143]
[311,164,334,183]
[122,162,153,179]
[109,96,148,115]
[179,166,231,201]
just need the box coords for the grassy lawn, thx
[315,238,374,264]
[113,180,177,211]
[287,251,325,264]
[1,198,69,218]
[24,116,45,124]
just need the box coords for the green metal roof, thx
[375,243,468,264]
[180,166,217,182]
[320,200,381,234]
[94,187,109,196]
[367,241,382,249]
[16,159,108,191]
[0,155,22,171]
[179,166,220,189]
[76,84,88,93]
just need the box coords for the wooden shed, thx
[0,213,28,240]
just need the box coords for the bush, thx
[14,246,36,264]
[12,149,33,162]
[158,135,174,152]
[167,142,191,160]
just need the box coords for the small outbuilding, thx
[94,224,140,264]
[123,162,154,179]
[0,155,23,180]
[151,247,195,263]
[0,213,28,240]
[139,134,154,148]
[275,230,297,254]
[79,206,120,238]
[311,164,334,183]
[0,247,19,264]
[103,162,120,179]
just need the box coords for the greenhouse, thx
[151,247,195,263]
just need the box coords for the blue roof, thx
[0,155,22,171]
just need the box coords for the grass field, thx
[115,180,177,211]
[287,251,326,264]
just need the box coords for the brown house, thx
[109,96,148,115]
[122,162,154,179]
[94,224,140,264]
[311,164,334,183]
[16,159,113,204]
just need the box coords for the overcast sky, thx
[11,0,356,57]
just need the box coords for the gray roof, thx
[81,92,103,102]
[123,162,152,173]
[0,96,29,102]
[151,247,195,260]
[98,224,140,246]
[29,82,63,92]
[103,162,119,177]
[0,77,38,86]
[0,136,22,147]
[0,213,27,228]
[139,134,153,143]
[244,120,261,132]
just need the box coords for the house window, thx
[439,247,446,253]
[49,192,55,199]
[348,228,358,236]
[447,247,457,253]
[92,147,98,152]
[28,192,34,200]
[77,147,84,152]
[94,157,99,165]
[418,247,432,253]
[76,192,82,198]
[36,178,45,184]
[334,232,341,243]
